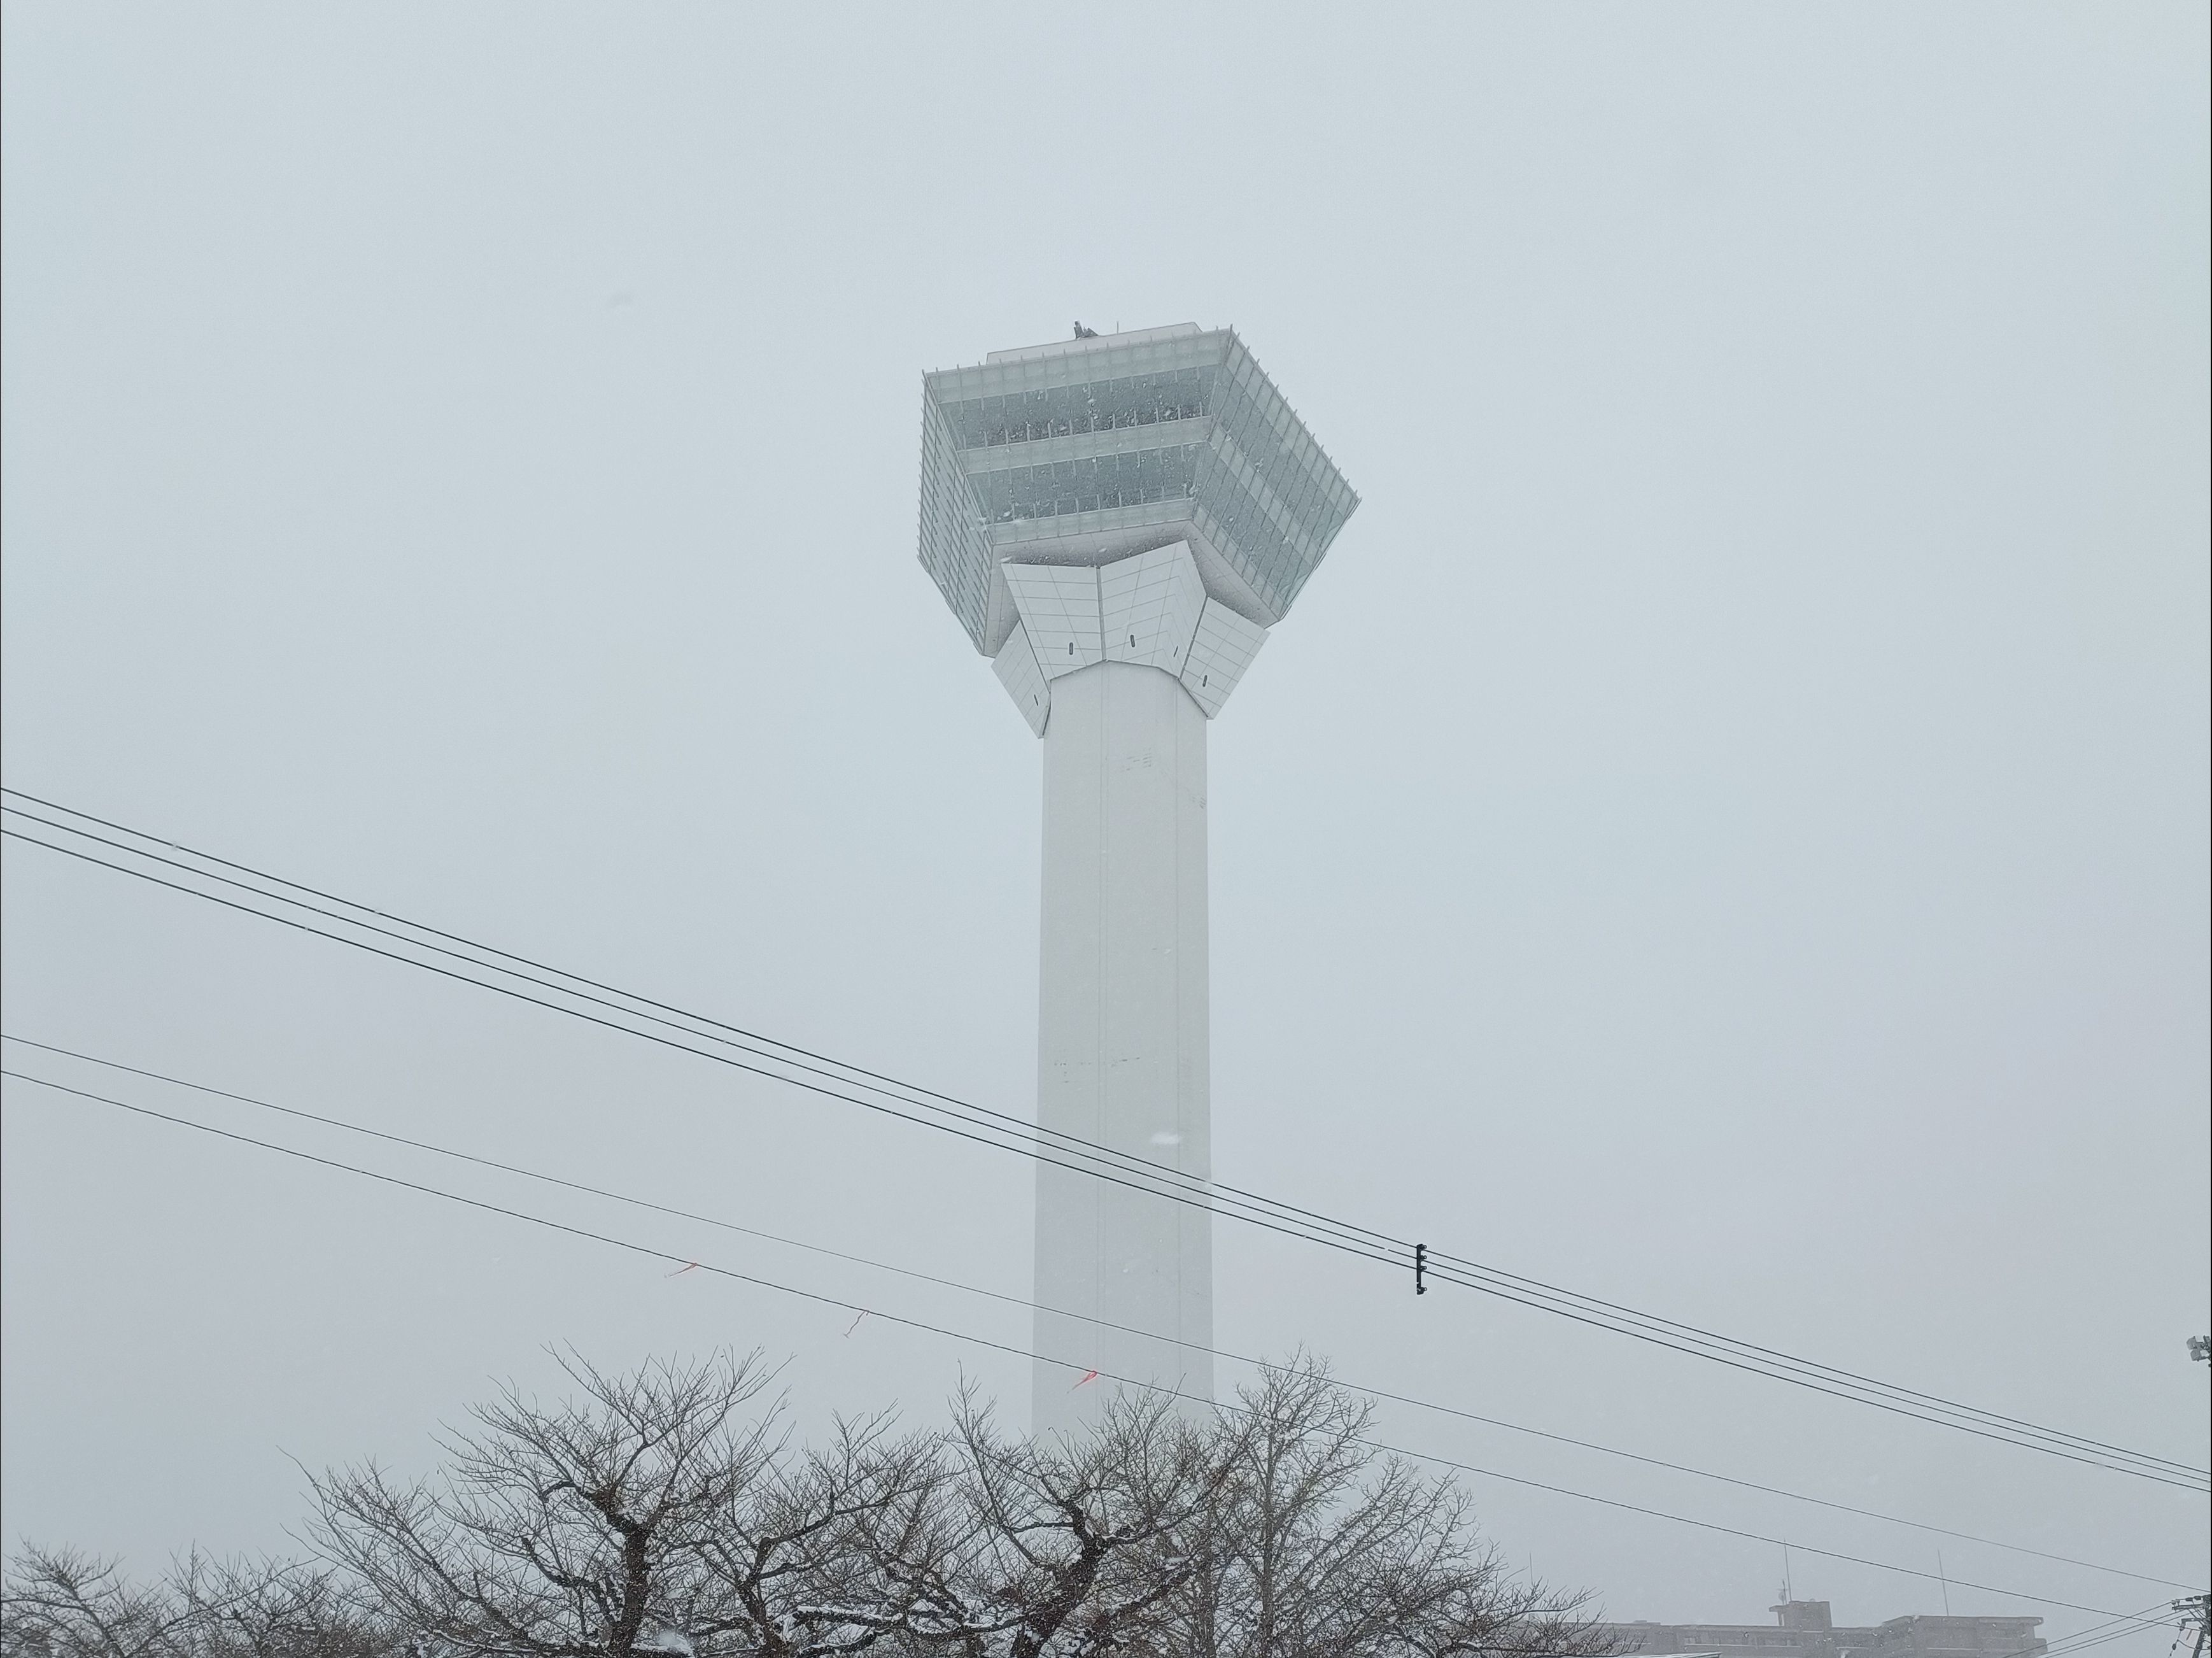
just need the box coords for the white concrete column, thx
[1031,658,1213,1438]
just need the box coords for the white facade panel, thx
[1033,661,1212,1438]
[991,621,1051,736]
[1101,541,1207,676]
[1178,599,1271,718]
[1003,563,1104,680]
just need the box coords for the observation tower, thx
[917,323,1358,1435]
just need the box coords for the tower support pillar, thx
[1031,659,1213,1436]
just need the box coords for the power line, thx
[2,1062,2193,1623]
[3,793,1349,1240]
[0,819,1393,1268]
[1418,1229,2190,1486]
[1404,1247,2210,1487]
[3,791,2205,1491]
[2050,1629,2169,1658]
[0,807,1402,1265]
[5,802,2201,1490]
[7,1033,2194,1595]
[2028,1605,2190,1658]
[5,808,2201,1492]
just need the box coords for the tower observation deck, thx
[917,323,1358,1435]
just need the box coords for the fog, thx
[3,1,2206,1640]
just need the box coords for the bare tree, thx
[309,1350,932,1658]
[1163,1359,1605,1658]
[13,1354,1603,1658]
[183,1559,389,1658]
[878,1387,1247,1657]
[1,1550,383,1658]
[2,1548,202,1658]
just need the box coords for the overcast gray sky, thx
[3,0,2206,1636]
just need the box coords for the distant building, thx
[1600,1599,2046,1658]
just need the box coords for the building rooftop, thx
[983,322,1204,365]
[1600,1604,2046,1658]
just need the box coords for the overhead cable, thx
[6,1033,2194,1594]
[2,1061,2193,1623]
[3,790,2204,1492]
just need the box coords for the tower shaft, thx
[1032,660,1213,1435]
